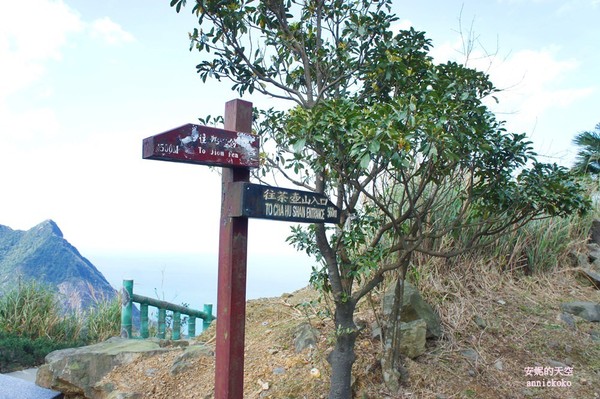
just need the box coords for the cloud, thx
[89,17,135,45]
[430,40,594,132]
[0,0,83,98]
[482,48,593,131]
[0,0,84,150]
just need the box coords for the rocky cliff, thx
[0,220,116,312]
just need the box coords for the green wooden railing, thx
[120,279,215,340]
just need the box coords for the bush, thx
[0,331,81,372]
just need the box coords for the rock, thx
[588,241,600,251]
[569,251,590,268]
[559,312,576,329]
[589,251,600,264]
[548,359,568,368]
[382,280,442,339]
[494,360,504,371]
[560,301,600,322]
[272,367,286,375]
[293,323,320,353]
[591,258,600,272]
[590,330,600,342]
[144,368,157,377]
[398,319,427,359]
[36,337,172,398]
[257,379,269,390]
[473,315,487,329]
[170,344,214,375]
[590,219,600,245]
[460,348,481,362]
[581,269,600,288]
[564,357,573,366]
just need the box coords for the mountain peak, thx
[0,220,115,312]
[33,219,63,238]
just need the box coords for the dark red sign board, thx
[142,123,259,168]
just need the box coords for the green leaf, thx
[360,153,371,169]
[369,140,381,153]
[293,138,306,153]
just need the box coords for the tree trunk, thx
[328,300,358,399]
[381,262,410,393]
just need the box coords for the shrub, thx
[0,331,81,373]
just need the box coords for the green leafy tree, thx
[572,122,600,174]
[167,0,589,397]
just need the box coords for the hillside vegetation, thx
[0,281,120,372]
[98,211,600,399]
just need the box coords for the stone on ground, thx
[36,337,212,399]
[382,280,442,338]
[560,301,600,322]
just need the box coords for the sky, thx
[0,0,598,279]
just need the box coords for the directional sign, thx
[230,182,340,224]
[142,123,259,168]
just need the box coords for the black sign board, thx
[230,183,340,224]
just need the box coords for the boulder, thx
[589,219,600,245]
[560,302,600,322]
[293,322,320,353]
[460,348,481,362]
[382,280,442,338]
[36,338,174,398]
[580,269,600,289]
[568,251,590,268]
[398,319,427,359]
[170,345,214,376]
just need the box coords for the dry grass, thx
[100,258,599,399]
[389,258,600,399]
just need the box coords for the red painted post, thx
[215,99,253,399]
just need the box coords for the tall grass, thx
[0,280,81,341]
[408,177,597,277]
[82,295,121,343]
[488,212,594,274]
[0,280,121,371]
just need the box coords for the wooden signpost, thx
[142,99,339,399]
